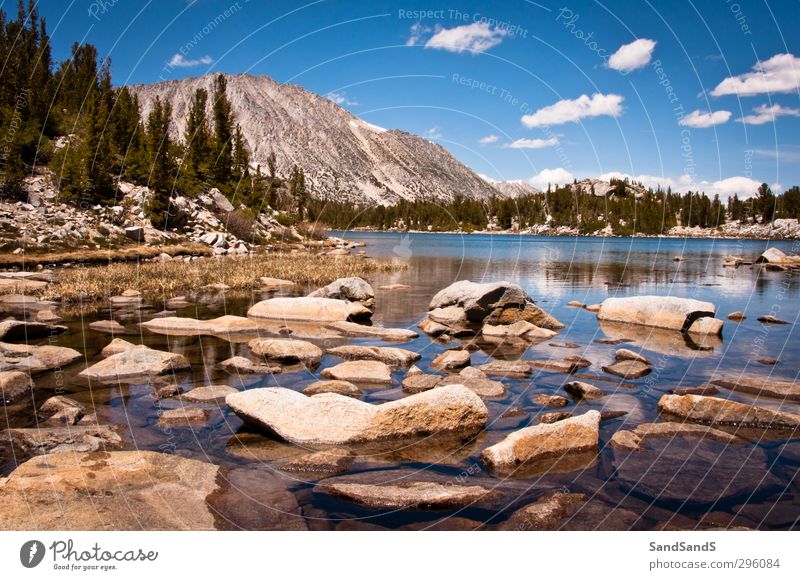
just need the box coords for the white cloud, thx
[478,173,497,183]
[326,91,359,106]
[504,137,559,149]
[527,168,574,189]
[424,125,443,140]
[679,109,732,128]
[478,134,499,145]
[522,93,623,128]
[168,54,212,68]
[607,38,657,72]
[406,22,432,46]
[425,22,508,54]
[738,103,800,125]
[711,53,800,96]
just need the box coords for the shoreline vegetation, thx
[36,253,407,303]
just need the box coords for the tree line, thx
[308,180,800,235]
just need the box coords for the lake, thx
[3,232,799,530]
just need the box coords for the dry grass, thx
[0,243,212,267]
[41,253,407,303]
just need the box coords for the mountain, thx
[569,178,649,199]
[130,74,499,205]
[490,180,541,198]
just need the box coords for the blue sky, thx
[27,0,800,197]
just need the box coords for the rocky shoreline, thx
[1,271,798,530]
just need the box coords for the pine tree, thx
[144,97,176,228]
[183,87,211,183]
[210,74,233,186]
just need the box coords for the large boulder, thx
[308,277,375,309]
[79,345,190,381]
[0,342,82,374]
[658,394,800,430]
[248,296,371,322]
[248,338,323,367]
[326,345,420,368]
[597,296,723,335]
[481,410,600,471]
[428,280,563,329]
[0,451,217,530]
[225,384,488,445]
[756,247,800,265]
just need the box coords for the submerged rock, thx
[157,407,210,426]
[308,277,375,309]
[225,384,487,446]
[757,315,789,324]
[610,422,743,451]
[501,492,639,531]
[658,394,800,430]
[602,360,651,379]
[321,360,393,384]
[326,345,420,367]
[481,410,600,471]
[325,320,418,341]
[597,295,722,335]
[711,375,800,401]
[316,481,500,510]
[280,449,355,477]
[79,345,190,381]
[532,393,569,407]
[530,356,591,374]
[440,367,506,398]
[0,451,222,530]
[182,385,238,403]
[248,338,323,367]
[248,296,370,322]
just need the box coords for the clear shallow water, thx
[2,233,799,530]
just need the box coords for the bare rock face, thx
[225,384,488,446]
[0,451,222,530]
[0,341,82,374]
[710,375,800,401]
[0,370,33,403]
[248,296,370,322]
[308,277,375,309]
[141,315,260,337]
[658,394,800,430]
[320,360,393,384]
[79,345,190,382]
[481,410,600,471]
[597,296,723,335]
[316,481,500,510]
[326,345,420,367]
[131,73,499,205]
[248,338,323,367]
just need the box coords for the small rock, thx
[316,481,500,510]
[418,318,449,337]
[0,370,33,404]
[216,356,281,375]
[280,449,355,476]
[602,360,651,379]
[326,345,420,368]
[304,380,361,397]
[727,311,746,322]
[530,356,591,374]
[669,385,720,396]
[567,300,585,308]
[321,360,393,384]
[79,345,190,381]
[615,348,651,365]
[564,381,605,401]
[610,422,743,451]
[477,359,532,378]
[39,395,85,425]
[326,320,418,341]
[402,373,443,393]
[532,394,569,407]
[658,394,800,430]
[182,385,238,403]
[757,315,789,324]
[88,320,128,334]
[158,407,210,426]
[431,349,470,370]
[248,338,323,367]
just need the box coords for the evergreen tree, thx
[183,87,211,183]
[144,97,176,228]
[210,74,233,186]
